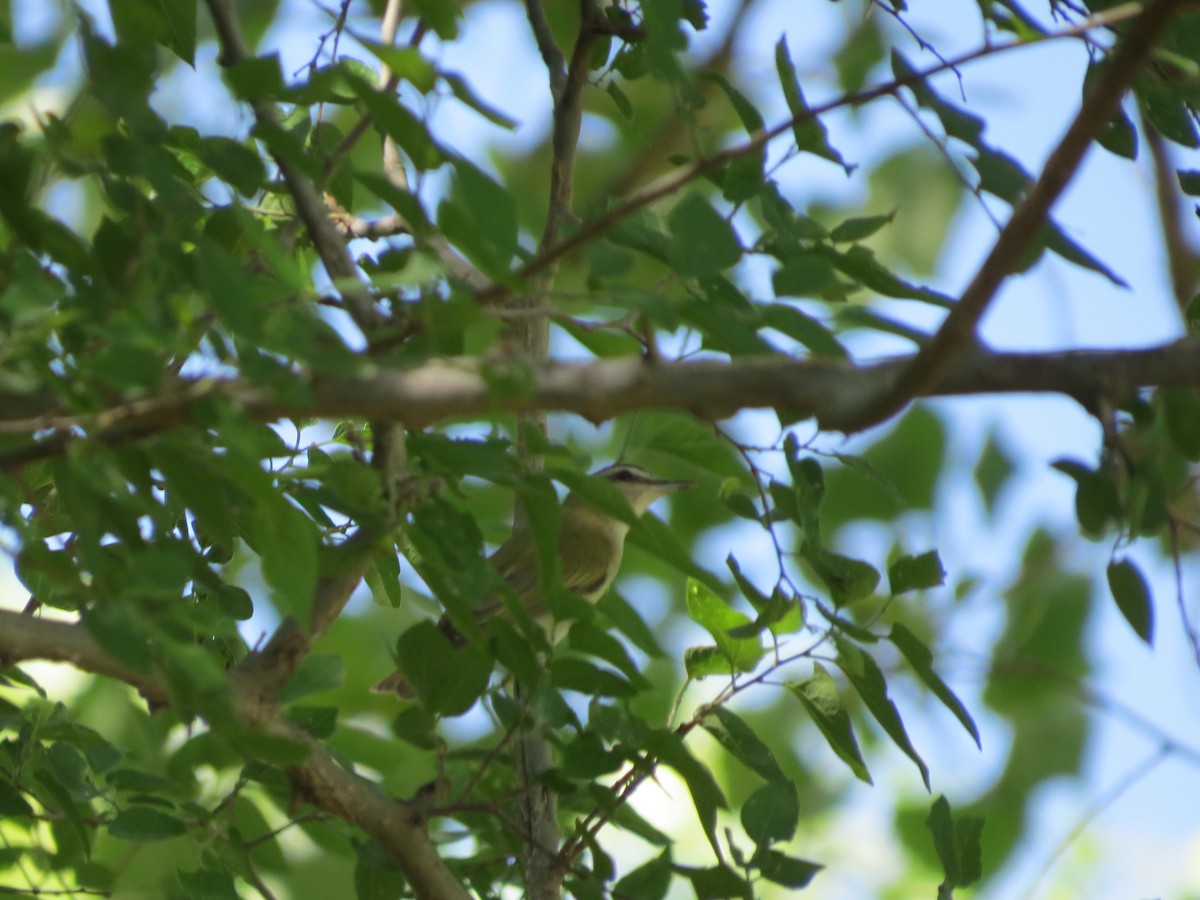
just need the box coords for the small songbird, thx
[373,463,691,696]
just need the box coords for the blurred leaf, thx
[752,849,822,889]
[888,551,945,595]
[107,806,187,843]
[776,36,851,172]
[667,192,742,277]
[926,795,984,889]
[675,864,750,899]
[1163,387,1200,459]
[801,544,880,606]
[1106,559,1154,645]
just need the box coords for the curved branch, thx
[2,339,1200,469]
[0,610,469,900]
[839,0,1187,432]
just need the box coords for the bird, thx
[373,462,691,696]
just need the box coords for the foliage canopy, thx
[1,0,1200,898]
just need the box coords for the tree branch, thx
[836,0,1187,432]
[474,3,1144,306]
[0,610,469,900]
[4,339,1200,469]
[203,0,378,330]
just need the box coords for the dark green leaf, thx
[888,551,945,595]
[613,850,673,900]
[107,806,187,843]
[829,212,894,242]
[776,37,851,172]
[667,192,742,277]
[800,544,879,606]
[395,621,491,715]
[889,624,981,748]
[741,780,799,846]
[548,658,638,698]
[675,863,751,900]
[702,706,787,783]
[644,730,727,855]
[752,849,823,888]
[926,795,984,888]
[834,637,929,789]
[1163,387,1200,459]
[280,653,344,704]
[1106,559,1154,645]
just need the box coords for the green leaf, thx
[107,806,187,843]
[248,496,318,622]
[790,664,872,784]
[741,780,799,846]
[761,304,846,358]
[568,622,651,687]
[548,658,638,698]
[395,621,491,716]
[279,653,344,704]
[685,579,764,672]
[701,707,787,783]
[675,864,751,900]
[889,624,981,748]
[225,54,284,101]
[614,850,673,900]
[776,37,851,172]
[442,71,518,129]
[830,212,894,242]
[287,705,338,739]
[1051,459,1119,537]
[888,550,945,595]
[752,849,822,889]
[667,192,742,277]
[1162,387,1200,459]
[448,156,518,266]
[834,637,929,789]
[800,544,880,606]
[366,553,404,609]
[644,729,727,855]
[771,252,838,298]
[343,72,442,169]
[1106,559,1154,645]
[926,795,984,888]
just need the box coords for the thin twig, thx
[835,0,1184,433]
[474,3,1144,307]
[1018,747,1169,900]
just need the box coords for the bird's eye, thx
[613,468,637,482]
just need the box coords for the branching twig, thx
[836,0,1185,433]
[474,3,1144,307]
[0,610,470,900]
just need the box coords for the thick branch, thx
[0,610,468,900]
[839,0,1187,432]
[3,340,1200,467]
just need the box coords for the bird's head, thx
[593,463,692,517]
